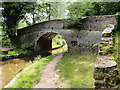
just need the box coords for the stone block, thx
[98,50,108,56]
[102,33,112,37]
[97,55,114,61]
[94,67,104,73]
[94,73,105,80]
[95,80,105,88]
[94,60,117,69]
[104,66,117,73]
[109,70,119,76]
[101,37,113,42]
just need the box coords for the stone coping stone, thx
[95,60,117,68]
[97,55,114,61]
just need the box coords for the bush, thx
[64,18,82,29]
[2,35,13,48]
[115,12,120,31]
[21,43,34,50]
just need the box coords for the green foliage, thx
[17,21,28,29]
[93,2,120,15]
[8,55,54,88]
[65,2,120,29]
[113,31,120,61]
[64,18,83,29]
[34,55,42,62]
[67,2,94,18]
[2,2,39,43]
[52,34,68,55]
[115,12,120,31]
[21,43,33,50]
[101,45,113,53]
[2,35,13,48]
[65,2,94,28]
[2,48,32,57]
[56,53,97,88]
[40,2,67,20]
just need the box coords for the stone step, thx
[101,37,113,42]
[97,55,114,61]
[98,50,108,56]
[99,46,113,52]
[102,33,112,37]
[100,41,113,46]
[102,28,112,34]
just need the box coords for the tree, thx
[65,2,94,28]
[23,2,43,24]
[2,2,36,44]
[41,2,67,20]
[93,2,120,15]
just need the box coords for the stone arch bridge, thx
[17,15,116,54]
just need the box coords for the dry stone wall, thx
[93,24,119,89]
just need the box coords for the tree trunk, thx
[48,4,51,20]
[7,26,18,46]
[8,34,18,45]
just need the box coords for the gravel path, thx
[34,53,63,88]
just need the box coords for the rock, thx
[97,55,114,61]
[101,37,113,42]
[94,60,117,69]
[95,80,105,88]
[98,50,108,56]
[94,73,105,80]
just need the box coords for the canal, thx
[0,56,34,89]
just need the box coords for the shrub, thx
[21,43,34,50]
[115,12,120,31]
[2,35,13,48]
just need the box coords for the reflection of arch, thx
[34,32,68,56]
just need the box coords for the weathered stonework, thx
[17,15,116,53]
[94,24,119,89]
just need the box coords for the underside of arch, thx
[35,32,68,56]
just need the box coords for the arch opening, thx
[35,32,68,56]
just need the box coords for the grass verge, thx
[8,55,54,88]
[2,48,32,57]
[114,31,120,80]
[56,53,97,88]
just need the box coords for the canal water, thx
[0,57,34,89]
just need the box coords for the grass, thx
[114,31,120,81]
[56,53,97,88]
[8,55,54,88]
[2,48,32,56]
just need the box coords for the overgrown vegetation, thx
[113,31,120,86]
[21,43,34,50]
[8,55,54,88]
[114,31,120,62]
[2,35,13,48]
[56,53,97,88]
[115,12,120,31]
[2,48,32,57]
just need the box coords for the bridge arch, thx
[34,32,68,55]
